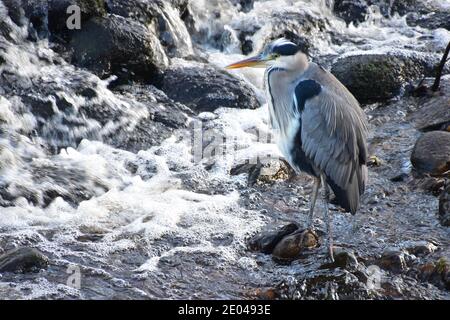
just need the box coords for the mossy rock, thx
[331,52,438,104]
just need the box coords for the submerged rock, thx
[411,131,450,176]
[161,59,260,112]
[69,14,168,85]
[331,51,442,104]
[0,247,49,273]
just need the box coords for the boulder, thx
[333,0,369,25]
[411,131,450,176]
[47,0,107,41]
[108,85,191,153]
[406,12,450,31]
[69,14,168,85]
[161,59,260,112]
[331,51,442,104]
[0,247,49,273]
[407,76,450,131]
[106,0,193,58]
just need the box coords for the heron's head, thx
[226,38,306,71]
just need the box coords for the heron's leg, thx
[307,177,321,229]
[320,174,334,262]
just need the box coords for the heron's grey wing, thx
[297,81,368,213]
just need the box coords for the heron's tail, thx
[327,164,367,215]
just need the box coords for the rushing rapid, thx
[0,0,449,299]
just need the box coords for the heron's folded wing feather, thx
[300,87,367,189]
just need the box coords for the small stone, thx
[272,229,319,261]
[403,241,438,256]
[0,247,49,273]
[379,250,408,273]
[248,223,299,254]
[321,247,359,269]
[411,131,450,176]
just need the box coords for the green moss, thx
[435,257,449,274]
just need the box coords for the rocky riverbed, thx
[0,0,449,299]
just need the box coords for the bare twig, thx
[432,40,450,92]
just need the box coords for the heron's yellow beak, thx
[225,55,267,69]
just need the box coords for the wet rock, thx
[231,159,295,185]
[408,77,450,132]
[0,247,49,273]
[331,51,441,104]
[248,223,299,254]
[321,247,359,270]
[230,0,254,13]
[439,182,450,227]
[48,0,107,41]
[333,0,369,25]
[107,0,193,58]
[0,161,108,207]
[378,250,408,273]
[161,59,260,113]
[108,85,190,153]
[69,14,168,85]
[411,131,450,176]
[406,12,450,31]
[419,258,450,290]
[276,268,376,300]
[403,241,438,256]
[272,229,319,262]
[21,94,56,120]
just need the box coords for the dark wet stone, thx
[331,52,442,104]
[248,223,299,254]
[108,85,190,153]
[406,12,450,31]
[107,0,192,57]
[439,183,450,227]
[333,0,369,25]
[378,250,408,273]
[276,268,377,300]
[21,94,56,119]
[48,0,107,42]
[408,78,450,132]
[411,131,450,176]
[0,247,49,273]
[419,258,450,290]
[230,0,254,13]
[69,15,168,85]
[272,229,319,262]
[161,60,260,113]
[76,234,104,242]
[321,247,359,270]
[403,241,438,256]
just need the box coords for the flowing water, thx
[0,0,449,299]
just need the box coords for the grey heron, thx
[226,38,368,261]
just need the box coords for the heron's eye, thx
[272,53,281,59]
